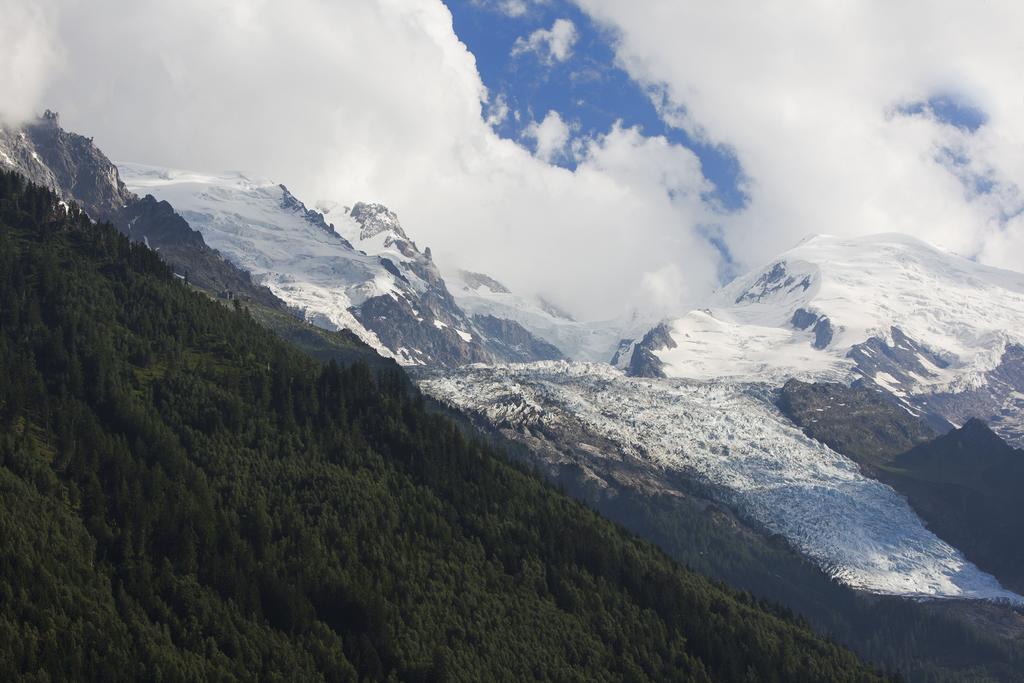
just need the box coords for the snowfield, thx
[654,233,1024,387]
[422,361,1022,602]
[119,164,428,361]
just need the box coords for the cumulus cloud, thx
[512,18,577,64]
[574,0,1024,275]
[470,0,534,18]
[11,0,717,321]
[498,0,529,17]
[22,1,1022,323]
[523,110,571,162]
[484,92,510,128]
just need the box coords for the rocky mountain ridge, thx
[119,163,562,367]
[0,112,282,307]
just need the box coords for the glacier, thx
[423,361,1022,602]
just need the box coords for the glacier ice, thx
[423,361,1022,602]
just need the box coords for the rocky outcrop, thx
[616,322,677,378]
[791,308,834,349]
[116,196,282,307]
[349,202,408,241]
[345,200,563,366]
[734,261,812,304]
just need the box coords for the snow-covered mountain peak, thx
[716,232,1024,359]
[119,162,564,367]
[622,232,1024,442]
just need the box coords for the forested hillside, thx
[0,171,880,681]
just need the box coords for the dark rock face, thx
[790,309,833,349]
[920,345,1024,447]
[884,421,1024,593]
[472,314,563,362]
[355,294,491,366]
[847,326,952,429]
[791,308,818,330]
[621,323,678,378]
[117,195,204,248]
[812,317,833,349]
[778,379,936,470]
[347,206,565,366]
[735,261,812,304]
[839,327,1024,436]
[848,327,950,386]
[378,257,410,284]
[21,110,134,220]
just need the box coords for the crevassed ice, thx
[423,361,1022,602]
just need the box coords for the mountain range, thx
[4,111,1024,680]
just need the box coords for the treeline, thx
[0,171,880,681]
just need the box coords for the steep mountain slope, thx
[0,112,280,306]
[423,361,1020,603]
[620,233,1024,445]
[778,379,938,469]
[120,164,561,366]
[886,421,1024,593]
[0,171,882,681]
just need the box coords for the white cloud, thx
[523,110,570,162]
[10,0,717,321]
[485,92,510,128]
[0,0,61,123]
[498,0,528,17]
[574,0,1024,276]
[512,18,577,64]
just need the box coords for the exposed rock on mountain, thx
[0,112,281,307]
[458,270,511,294]
[778,379,937,469]
[471,314,563,362]
[612,323,677,378]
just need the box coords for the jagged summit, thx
[0,111,133,218]
[119,163,563,366]
[348,201,408,241]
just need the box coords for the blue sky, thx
[447,0,748,211]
